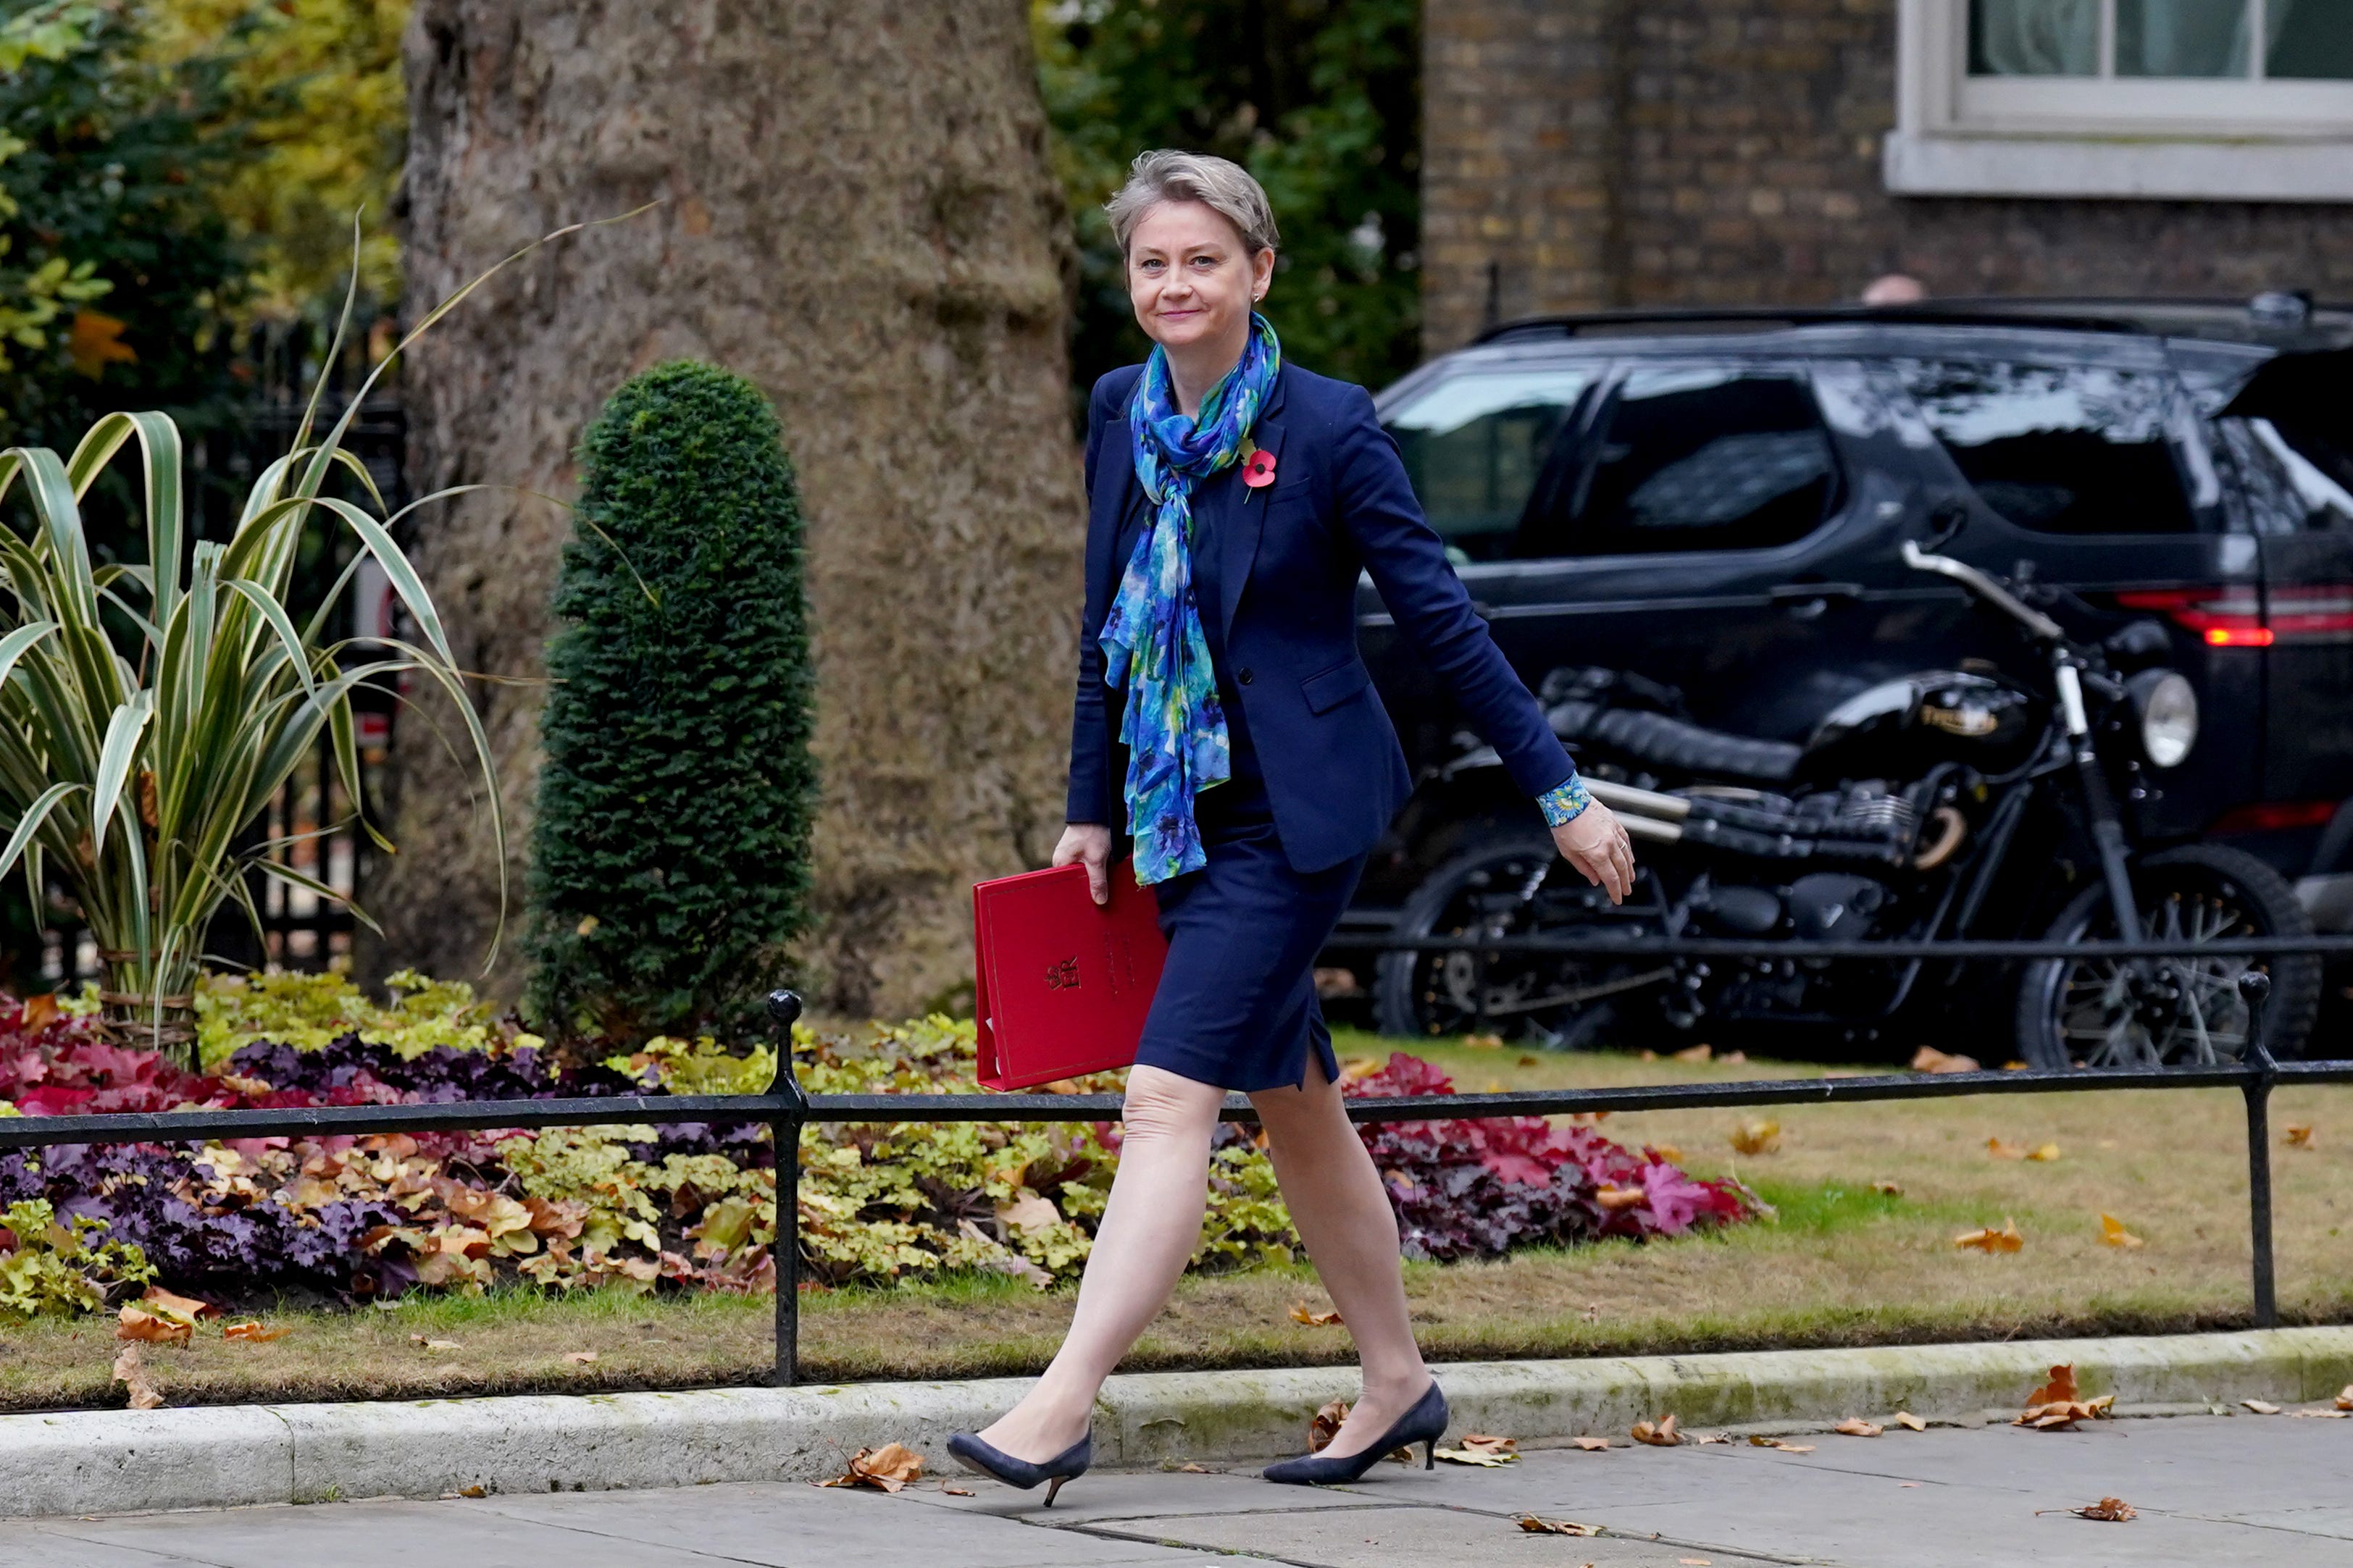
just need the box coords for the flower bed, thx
[0,976,1756,1320]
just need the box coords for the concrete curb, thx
[5,1327,2349,1518]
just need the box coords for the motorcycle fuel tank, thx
[1802,671,2038,779]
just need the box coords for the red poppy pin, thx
[1242,445,1277,492]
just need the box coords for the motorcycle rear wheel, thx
[1372,835,1674,1047]
[2014,844,2320,1070]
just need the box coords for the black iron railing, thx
[4,942,2352,1387]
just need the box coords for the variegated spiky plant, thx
[0,228,585,1060]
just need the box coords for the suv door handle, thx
[1768,582,1863,604]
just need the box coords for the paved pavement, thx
[2,1413,2346,1566]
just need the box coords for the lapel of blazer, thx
[1219,366,1287,638]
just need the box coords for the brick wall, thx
[1423,0,2353,353]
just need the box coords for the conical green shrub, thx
[524,361,817,1040]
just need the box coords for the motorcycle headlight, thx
[2128,670,2198,768]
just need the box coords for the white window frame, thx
[1886,0,2353,201]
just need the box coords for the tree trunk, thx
[372,0,1083,1018]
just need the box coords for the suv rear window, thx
[1521,366,1841,558]
[1386,368,1595,561]
[1894,360,2198,535]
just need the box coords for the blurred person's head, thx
[1862,273,1928,306]
[1107,151,1279,364]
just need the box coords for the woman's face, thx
[1126,200,1274,355]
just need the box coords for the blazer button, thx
[1237,668,1254,686]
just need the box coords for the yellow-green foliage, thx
[603,1034,778,1098]
[0,1199,154,1318]
[196,969,541,1069]
[143,0,406,314]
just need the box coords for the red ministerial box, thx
[972,858,1168,1091]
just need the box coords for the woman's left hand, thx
[1552,800,1635,905]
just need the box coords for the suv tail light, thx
[2115,586,2353,647]
[2210,800,2339,834]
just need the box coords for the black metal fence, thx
[5,944,2352,1389]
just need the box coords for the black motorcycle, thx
[1374,541,2322,1067]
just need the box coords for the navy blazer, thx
[1068,361,1575,875]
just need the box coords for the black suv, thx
[1342,296,2353,1052]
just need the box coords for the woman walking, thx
[950,151,1631,1501]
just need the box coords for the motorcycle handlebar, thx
[1899,541,2070,645]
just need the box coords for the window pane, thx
[1533,368,1839,558]
[2118,0,2252,77]
[1388,369,1593,562]
[1970,0,2099,75]
[1895,361,2198,535]
[2269,0,2353,79]
[2218,416,2353,532]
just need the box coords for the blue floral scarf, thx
[1100,314,1282,885]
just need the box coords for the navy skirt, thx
[1132,766,1368,1094]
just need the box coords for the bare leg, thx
[1250,1056,1430,1459]
[977,1064,1225,1461]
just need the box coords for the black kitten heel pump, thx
[945,1430,1093,1506]
[1262,1383,1450,1486]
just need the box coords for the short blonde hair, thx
[1104,150,1279,259]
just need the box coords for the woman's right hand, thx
[1056,823,1115,906]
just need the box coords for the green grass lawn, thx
[6,1030,2348,1411]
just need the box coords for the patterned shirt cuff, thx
[1537,773,1593,828]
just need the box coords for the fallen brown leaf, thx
[1176,1463,1211,1474]
[1955,1217,2024,1253]
[1516,1517,1602,1536]
[564,1350,599,1365]
[1463,1033,1503,1049]
[2338,1385,2353,1412]
[114,1307,191,1346]
[1894,1412,1926,1432]
[2028,1365,2080,1406]
[1571,1436,1612,1451]
[817,1443,925,1493]
[19,992,59,1032]
[1728,1118,1780,1156]
[1631,1414,1680,1447]
[221,1320,289,1343]
[1308,1397,1350,1454]
[1433,1445,1517,1467]
[1986,1138,2027,1159]
[1650,1144,1684,1163]
[135,1286,217,1327]
[1435,1433,1519,1467]
[1747,1436,1814,1452]
[1595,1186,1647,1210]
[410,1336,463,1351]
[2016,1370,2115,1430]
[2099,1213,2144,1249]
[1680,1559,1713,1565]
[2047,1497,2135,1522]
[940,1484,974,1495]
[112,1345,162,1410]
[456,1484,488,1498]
[1672,1044,1713,1063]
[1833,1418,1884,1438]
[994,1191,1060,1238]
[1872,1181,1904,1197]
[2286,1124,2315,1149]
[1911,1046,1979,1073]
[1289,1302,1344,1328]
[1721,1050,1747,1065]
[2242,1399,2282,1415]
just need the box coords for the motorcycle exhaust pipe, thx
[1584,778,1693,823]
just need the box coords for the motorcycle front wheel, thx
[1372,836,1674,1047]
[2014,843,2320,1070]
